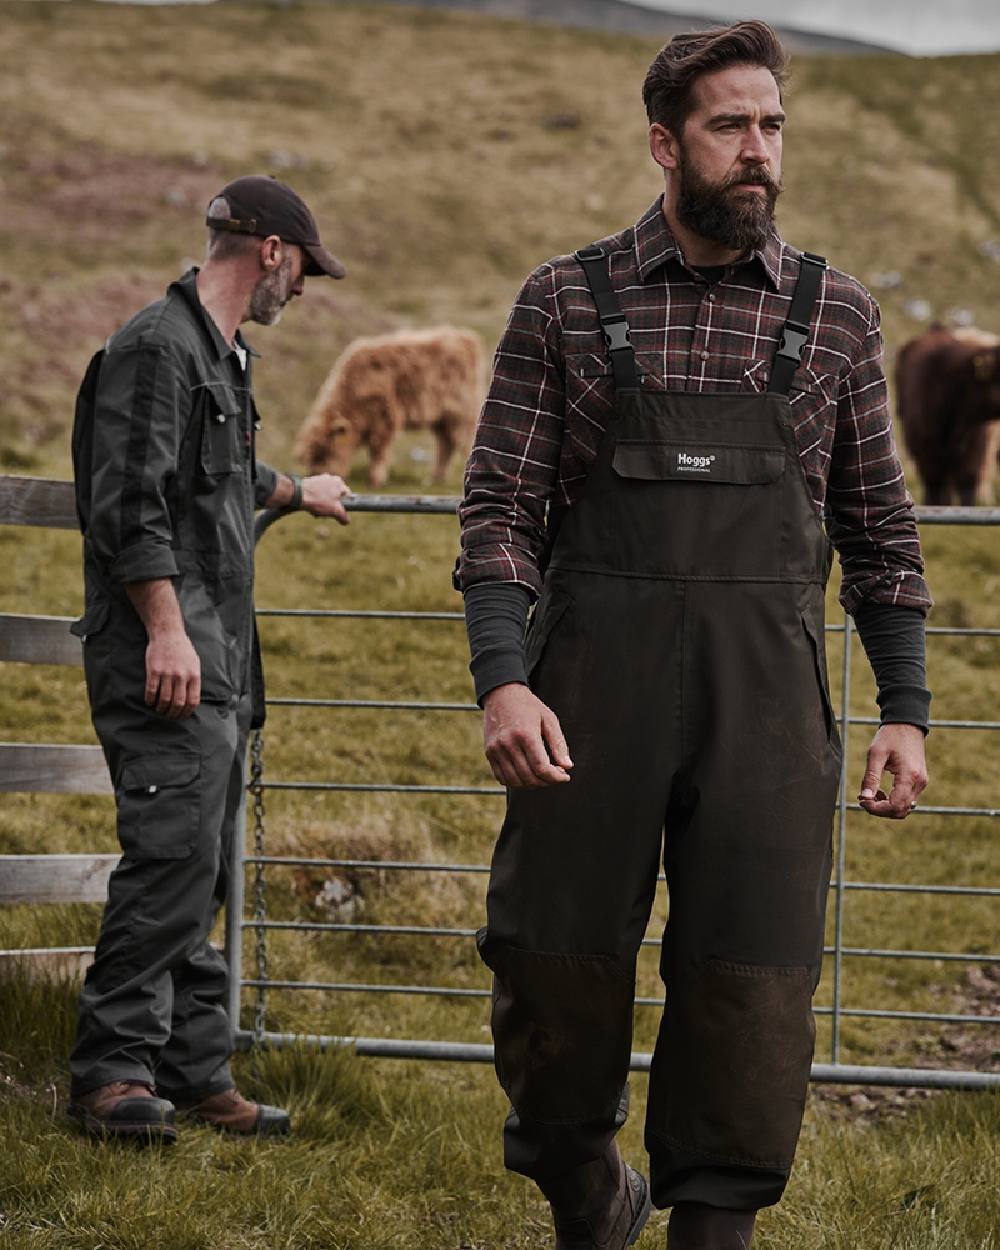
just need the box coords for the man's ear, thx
[259,235,283,270]
[649,123,681,173]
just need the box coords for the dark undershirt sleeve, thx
[463,583,532,706]
[853,602,931,732]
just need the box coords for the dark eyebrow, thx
[709,111,786,126]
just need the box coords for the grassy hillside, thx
[0,4,997,1247]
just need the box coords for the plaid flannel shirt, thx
[457,198,931,616]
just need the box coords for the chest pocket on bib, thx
[612,442,785,485]
[199,384,245,476]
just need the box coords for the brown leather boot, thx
[68,1081,177,1144]
[179,1087,291,1136]
[666,1202,756,1249]
[539,1142,651,1249]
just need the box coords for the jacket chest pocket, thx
[199,384,245,476]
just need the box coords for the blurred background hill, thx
[1,0,999,476]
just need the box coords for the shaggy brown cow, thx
[295,327,484,488]
[895,324,1000,505]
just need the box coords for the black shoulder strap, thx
[768,251,826,395]
[574,246,640,391]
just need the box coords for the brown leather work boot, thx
[539,1142,652,1249]
[68,1081,177,1144]
[666,1202,756,1249]
[179,1087,291,1136]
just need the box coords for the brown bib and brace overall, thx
[477,247,843,1212]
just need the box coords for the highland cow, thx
[895,324,1000,505]
[295,327,485,488]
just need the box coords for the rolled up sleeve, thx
[85,343,182,583]
[254,460,279,509]
[825,295,932,615]
[456,265,565,597]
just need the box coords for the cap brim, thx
[303,242,347,279]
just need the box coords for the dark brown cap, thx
[207,174,346,279]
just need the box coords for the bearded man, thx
[67,176,352,1143]
[457,22,931,1250]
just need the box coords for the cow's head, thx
[317,416,362,477]
[971,347,1000,419]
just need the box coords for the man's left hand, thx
[857,723,928,819]
[302,474,353,524]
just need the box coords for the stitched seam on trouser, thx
[646,1126,791,1172]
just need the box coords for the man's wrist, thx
[474,652,529,707]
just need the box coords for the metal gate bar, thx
[232,1030,997,1092]
[244,919,999,964]
[247,854,1000,898]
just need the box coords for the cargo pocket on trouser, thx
[478,930,634,1126]
[649,959,815,1170]
[116,752,201,859]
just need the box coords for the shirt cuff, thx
[471,647,529,705]
[464,582,532,705]
[254,461,279,509]
[876,685,932,733]
[853,601,931,733]
[110,542,179,583]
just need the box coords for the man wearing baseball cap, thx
[67,176,350,1143]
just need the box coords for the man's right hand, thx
[145,631,201,718]
[125,579,202,719]
[482,682,573,789]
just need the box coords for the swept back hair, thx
[642,21,789,136]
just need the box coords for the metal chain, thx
[249,727,268,1044]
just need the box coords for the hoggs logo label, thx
[676,451,717,473]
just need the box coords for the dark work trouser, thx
[478,388,843,1211]
[69,635,250,1102]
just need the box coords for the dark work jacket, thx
[71,268,278,719]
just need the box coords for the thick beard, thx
[676,156,781,254]
[247,256,292,326]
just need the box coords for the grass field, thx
[0,2,998,1247]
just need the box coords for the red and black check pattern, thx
[457,198,931,615]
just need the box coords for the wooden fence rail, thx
[1,475,112,975]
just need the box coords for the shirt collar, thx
[170,267,261,363]
[634,196,784,291]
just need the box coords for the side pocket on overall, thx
[523,588,573,682]
[116,752,201,860]
[800,612,840,753]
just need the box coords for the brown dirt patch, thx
[5,144,225,241]
[813,963,999,1121]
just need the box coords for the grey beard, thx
[247,262,290,326]
[676,166,780,254]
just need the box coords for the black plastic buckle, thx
[603,317,631,353]
[576,245,605,261]
[777,323,809,363]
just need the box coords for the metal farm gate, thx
[226,500,1000,1092]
